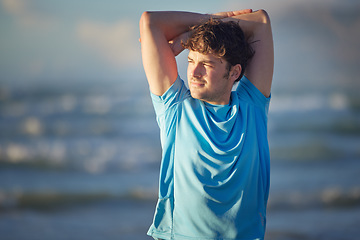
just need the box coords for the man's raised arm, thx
[227,10,274,97]
[139,11,207,96]
[139,10,253,96]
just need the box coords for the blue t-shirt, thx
[148,75,271,240]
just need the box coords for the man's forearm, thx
[140,11,211,42]
[140,10,254,42]
[146,10,254,56]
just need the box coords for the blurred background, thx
[0,0,359,239]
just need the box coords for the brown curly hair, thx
[182,18,255,82]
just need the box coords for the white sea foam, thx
[269,93,349,113]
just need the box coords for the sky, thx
[0,0,359,90]
[0,0,238,85]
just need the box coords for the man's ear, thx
[230,64,242,82]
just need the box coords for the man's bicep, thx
[139,12,178,96]
[244,10,274,98]
[140,34,178,96]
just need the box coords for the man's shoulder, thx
[236,76,271,108]
[150,76,191,116]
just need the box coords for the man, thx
[139,8,274,240]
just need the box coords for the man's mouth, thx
[190,80,205,87]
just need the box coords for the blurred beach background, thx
[1,0,360,239]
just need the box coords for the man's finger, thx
[231,9,253,16]
[213,9,252,18]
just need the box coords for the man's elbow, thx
[139,11,162,38]
[255,9,271,24]
[139,11,151,32]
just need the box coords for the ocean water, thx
[1,3,360,240]
[1,75,359,240]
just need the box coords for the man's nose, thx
[191,63,203,78]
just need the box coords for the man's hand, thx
[212,9,253,18]
[168,31,191,57]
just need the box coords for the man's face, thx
[187,50,234,105]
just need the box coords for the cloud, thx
[1,0,55,28]
[77,19,140,68]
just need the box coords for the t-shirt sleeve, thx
[150,75,190,117]
[236,76,271,110]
